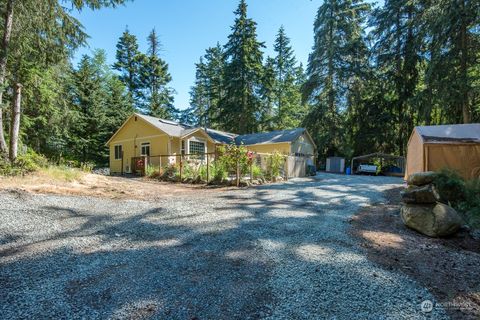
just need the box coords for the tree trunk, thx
[394,13,404,156]
[459,0,470,123]
[0,0,15,157]
[9,82,21,162]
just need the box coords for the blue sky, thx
[72,0,377,110]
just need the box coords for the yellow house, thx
[106,113,316,174]
[235,129,316,157]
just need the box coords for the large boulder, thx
[401,203,464,237]
[407,171,438,186]
[431,203,464,236]
[401,184,441,204]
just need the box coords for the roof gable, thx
[106,114,169,145]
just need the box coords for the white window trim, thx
[180,139,185,155]
[140,142,151,156]
[114,144,123,160]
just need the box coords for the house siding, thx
[181,131,217,153]
[245,142,291,154]
[108,116,169,173]
[107,114,317,175]
[291,133,315,156]
[109,135,170,173]
[108,117,218,173]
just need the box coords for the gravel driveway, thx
[0,173,448,319]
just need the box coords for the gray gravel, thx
[0,173,448,319]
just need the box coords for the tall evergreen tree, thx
[190,57,209,127]
[113,27,143,109]
[190,43,226,128]
[220,0,265,134]
[140,29,176,119]
[303,0,370,158]
[271,26,306,129]
[424,0,480,124]
[70,50,132,164]
[258,56,276,131]
[0,0,126,161]
[371,0,423,155]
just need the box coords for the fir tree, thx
[113,27,143,109]
[190,43,226,128]
[141,28,176,119]
[220,0,265,134]
[303,0,370,158]
[371,0,423,155]
[71,50,132,164]
[271,26,306,129]
[424,0,480,123]
[0,0,130,161]
[190,57,209,127]
[258,57,276,131]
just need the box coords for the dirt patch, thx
[0,173,224,200]
[350,187,480,320]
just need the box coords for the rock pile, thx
[400,171,464,237]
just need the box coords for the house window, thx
[181,140,185,155]
[189,140,205,155]
[141,143,150,156]
[114,145,123,160]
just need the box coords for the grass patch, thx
[39,166,86,182]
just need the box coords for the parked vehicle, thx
[357,164,377,175]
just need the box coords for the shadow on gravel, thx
[0,175,437,319]
[350,187,480,320]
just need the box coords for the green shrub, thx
[194,162,229,183]
[199,164,221,182]
[145,165,160,178]
[433,168,466,206]
[161,164,179,180]
[211,162,228,182]
[217,144,250,176]
[251,163,263,179]
[0,157,14,175]
[461,179,480,228]
[80,162,95,173]
[265,151,284,180]
[0,149,48,176]
[434,168,480,228]
[198,164,207,181]
[179,162,191,180]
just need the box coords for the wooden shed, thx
[406,124,480,180]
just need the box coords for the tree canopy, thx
[0,0,479,168]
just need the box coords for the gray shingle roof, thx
[138,113,238,143]
[235,128,306,145]
[135,113,308,146]
[205,128,237,144]
[137,113,192,137]
[416,124,480,143]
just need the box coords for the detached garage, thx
[405,124,480,180]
